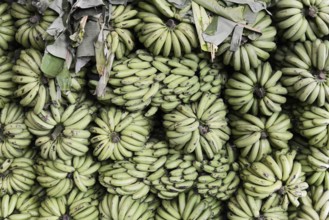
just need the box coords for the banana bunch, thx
[229,112,293,162]
[163,93,230,161]
[227,188,288,220]
[275,0,329,41]
[99,193,160,220]
[193,143,240,201]
[136,1,198,57]
[0,150,36,196]
[190,57,228,101]
[155,190,223,220]
[11,2,56,51]
[280,40,329,106]
[107,52,162,113]
[25,102,95,160]
[0,3,16,51]
[290,185,329,220]
[217,11,277,71]
[38,187,101,220]
[35,154,100,197]
[225,62,288,116]
[241,150,309,207]
[148,149,198,200]
[106,4,140,59]
[0,103,33,158]
[297,103,329,148]
[98,160,151,200]
[130,138,169,173]
[0,192,41,220]
[151,54,202,112]
[90,106,152,161]
[0,56,17,108]
[12,49,49,114]
[295,146,329,190]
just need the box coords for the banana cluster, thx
[106,4,140,59]
[241,150,308,207]
[217,11,277,71]
[90,107,152,161]
[194,56,227,99]
[275,0,329,41]
[98,160,151,200]
[35,154,100,197]
[227,188,288,220]
[225,62,287,116]
[0,150,36,196]
[297,104,329,148]
[107,53,162,112]
[12,49,49,114]
[130,138,169,173]
[163,93,230,161]
[0,192,41,220]
[151,54,202,112]
[11,2,56,51]
[99,193,159,220]
[149,149,198,200]
[0,3,15,51]
[280,40,329,106]
[0,56,16,108]
[290,185,329,220]
[193,143,240,201]
[0,103,32,158]
[156,190,223,220]
[39,187,101,220]
[230,112,293,162]
[295,145,329,190]
[26,102,95,160]
[136,1,197,57]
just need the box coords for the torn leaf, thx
[192,0,246,22]
[41,52,65,78]
[109,0,133,5]
[72,0,104,9]
[75,57,91,73]
[203,16,237,46]
[32,0,51,14]
[70,16,88,47]
[47,17,66,37]
[168,0,190,9]
[95,53,115,97]
[94,23,107,76]
[46,33,69,59]
[77,20,100,57]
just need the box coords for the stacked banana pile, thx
[2,0,329,219]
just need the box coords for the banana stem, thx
[110,132,120,143]
[51,124,64,140]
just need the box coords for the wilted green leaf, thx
[56,67,71,91]
[41,53,65,78]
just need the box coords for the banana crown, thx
[90,106,152,161]
[39,187,101,220]
[156,190,222,220]
[225,62,287,116]
[241,150,308,207]
[228,188,289,219]
[99,160,151,200]
[99,193,159,220]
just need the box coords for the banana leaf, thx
[192,0,245,22]
[41,53,64,78]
